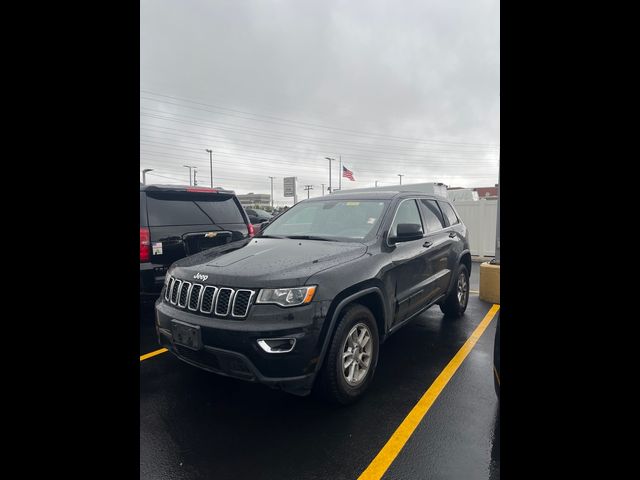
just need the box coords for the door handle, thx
[448,232,456,238]
[423,241,433,248]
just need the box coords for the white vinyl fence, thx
[452,199,497,257]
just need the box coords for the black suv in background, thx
[155,191,470,403]
[140,185,254,295]
[245,208,272,225]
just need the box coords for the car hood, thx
[169,237,367,288]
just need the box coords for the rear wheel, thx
[317,304,379,405]
[440,264,470,317]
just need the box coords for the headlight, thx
[256,286,317,307]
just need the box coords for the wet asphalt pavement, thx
[140,264,499,479]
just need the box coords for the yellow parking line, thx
[470,290,479,294]
[140,348,168,362]
[357,304,500,480]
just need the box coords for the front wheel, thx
[440,264,470,317]
[316,304,379,405]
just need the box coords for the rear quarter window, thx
[438,201,460,226]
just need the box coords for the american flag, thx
[342,165,355,181]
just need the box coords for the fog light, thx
[257,338,296,353]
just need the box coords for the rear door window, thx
[438,201,459,226]
[419,199,445,232]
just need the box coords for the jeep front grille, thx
[163,275,255,319]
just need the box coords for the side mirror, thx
[389,223,423,244]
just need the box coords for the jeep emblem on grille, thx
[193,273,209,281]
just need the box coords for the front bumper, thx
[154,297,331,395]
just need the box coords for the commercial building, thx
[474,185,498,199]
[237,193,271,207]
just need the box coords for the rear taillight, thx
[247,223,255,238]
[140,227,151,262]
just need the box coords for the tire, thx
[440,263,470,317]
[316,304,380,405]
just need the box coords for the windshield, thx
[262,199,389,242]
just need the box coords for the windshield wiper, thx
[284,235,338,242]
[257,234,286,239]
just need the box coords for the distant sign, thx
[283,177,296,197]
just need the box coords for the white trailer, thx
[447,188,479,202]
[333,182,448,198]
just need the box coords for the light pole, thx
[193,168,198,186]
[398,174,404,185]
[183,165,197,186]
[142,168,153,185]
[268,176,275,209]
[339,155,342,191]
[374,180,378,188]
[205,148,213,188]
[321,183,325,196]
[325,157,335,193]
[304,185,313,199]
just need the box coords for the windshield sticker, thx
[345,202,360,206]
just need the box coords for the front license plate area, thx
[171,320,202,351]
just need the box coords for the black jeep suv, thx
[155,191,471,404]
[140,184,254,296]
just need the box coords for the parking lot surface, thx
[140,268,498,480]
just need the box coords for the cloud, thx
[141,0,499,203]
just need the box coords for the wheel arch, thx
[445,249,471,295]
[314,283,387,374]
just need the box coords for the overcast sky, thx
[141,0,500,205]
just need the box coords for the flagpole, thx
[339,155,342,190]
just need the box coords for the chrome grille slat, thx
[232,290,255,317]
[164,276,174,301]
[215,288,234,316]
[200,286,217,314]
[188,284,203,311]
[170,280,182,304]
[178,281,191,308]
